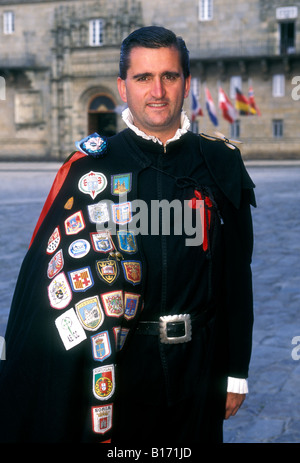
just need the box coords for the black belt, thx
[136,312,212,344]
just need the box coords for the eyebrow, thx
[132,71,181,80]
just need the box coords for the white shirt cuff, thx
[227,377,249,394]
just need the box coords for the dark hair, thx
[119,26,190,80]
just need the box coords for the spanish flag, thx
[235,88,250,115]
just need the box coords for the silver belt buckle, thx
[159,314,192,344]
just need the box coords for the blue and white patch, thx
[75,133,107,158]
[90,231,115,253]
[91,331,112,362]
[87,202,110,224]
[68,239,90,259]
[111,202,132,225]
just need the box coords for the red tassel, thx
[188,190,212,251]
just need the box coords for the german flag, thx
[235,88,250,115]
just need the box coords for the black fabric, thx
[0,129,255,443]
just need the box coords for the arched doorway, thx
[88,94,117,136]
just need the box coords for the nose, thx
[150,77,166,99]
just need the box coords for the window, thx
[279,21,296,54]
[273,74,285,97]
[3,11,15,34]
[89,19,104,46]
[199,0,213,21]
[230,76,242,99]
[273,119,283,138]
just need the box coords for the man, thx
[0,26,255,443]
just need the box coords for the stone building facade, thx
[0,0,300,160]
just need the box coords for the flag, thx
[205,87,218,126]
[191,91,203,121]
[218,87,237,124]
[248,86,261,116]
[235,88,250,115]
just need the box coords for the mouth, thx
[147,102,168,109]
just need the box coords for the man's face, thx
[117,46,191,144]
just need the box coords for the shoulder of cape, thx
[28,133,107,248]
[199,133,256,208]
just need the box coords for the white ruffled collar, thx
[122,107,190,147]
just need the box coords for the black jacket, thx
[0,129,255,442]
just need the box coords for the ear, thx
[184,75,191,99]
[117,77,127,103]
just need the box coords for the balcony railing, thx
[190,39,300,60]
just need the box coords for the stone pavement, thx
[0,161,299,443]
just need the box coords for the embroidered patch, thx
[68,266,94,292]
[91,331,111,362]
[75,295,104,331]
[101,290,124,318]
[68,239,90,259]
[111,173,132,195]
[64,197,74,210]
[93,365,115,401]
[91,404,113,435]
[55,308,87,350]
[75,133,107,158]
[114,327,129,350]
[117,230,137,253]
[46,227,61,254]
[87,202,110,224]
[124,292,140,321]
[65,211,85,235]
[47,249,64,279]
[90,231,115,253]
[121,260,142,285]
[78,171,107,199]
[48,272,72,309]
[95,259,119,285]
[111,202,132,225]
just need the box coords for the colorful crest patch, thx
[95,259,119,285]
[101,290,124,318]
[91,404,113,435]
[55,308,87,350]
[111,202,132,225]
[124,292,140,321]
[68,266,94,292]
[65,211,85,235]
[117,230,137,253]
[78,171,107,200]
[75,133,107,158]
[91,331,111,362]
[68,239,90,259]
[46,227,61,254]
[111,173,132,195]
[47,249,64,279]
[87,202,110,224]
[93,365,115,401]
[121,260,142,285]
[48,272,72,309]
[90,231,115,253]
[75,295,104,331]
